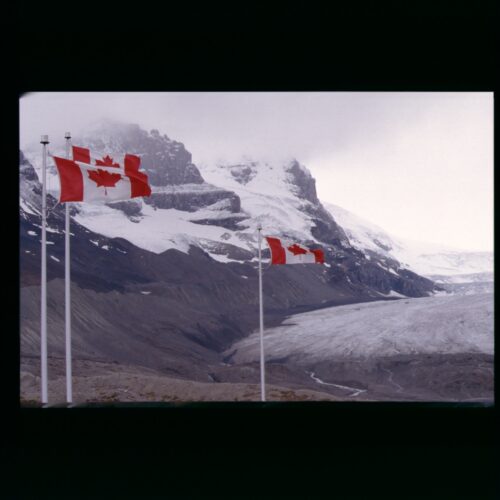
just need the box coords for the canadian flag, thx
[265,236,325,265]
[52,146,152,203]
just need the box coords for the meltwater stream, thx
[308,371,366,397]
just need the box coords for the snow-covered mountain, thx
[21,119,439,300]
[23,121,354,265]
[197,156,353,249]
[324,202,493,279]
[23,121,250,260]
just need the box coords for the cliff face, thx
[75,121,245,221]
[286,159,319,205]
[79,121,204,185]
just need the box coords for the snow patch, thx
[379,290,407,298]
[208,253,241,264]
[20,200,38,215]
[32,223,63,234]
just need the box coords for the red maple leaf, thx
[95,155,120,168]
[88,169,122,195]
[287,243,308,255]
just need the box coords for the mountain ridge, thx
[22,120,439,301]
[324,202,493,278]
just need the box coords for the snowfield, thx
[324,202,493,277]
[230,293,494,362]
[199,158,324,240]
[73,201,240,254]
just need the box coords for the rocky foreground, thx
[20,358,340,405]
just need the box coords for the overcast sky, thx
[20,92,493,251]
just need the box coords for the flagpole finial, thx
[40,135,49,144]
[64,132,71,139]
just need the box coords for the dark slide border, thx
[10,4,497,499]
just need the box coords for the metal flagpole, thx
[258,226,266,402]
[40,135,49,404]
[64,132,73,404]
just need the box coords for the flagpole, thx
[40,135,49,405]
[64,132,73,404]
[257,225,266,402]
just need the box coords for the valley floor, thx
[20,358,340,404]
[20,293,494,404]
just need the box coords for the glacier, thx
[229,293,494,362]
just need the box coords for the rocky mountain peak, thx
[77,120,204,186]
[215,157,319,205]
[285,159,319,205]
[63,121,244,223]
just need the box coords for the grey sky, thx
[20,92,493,251]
